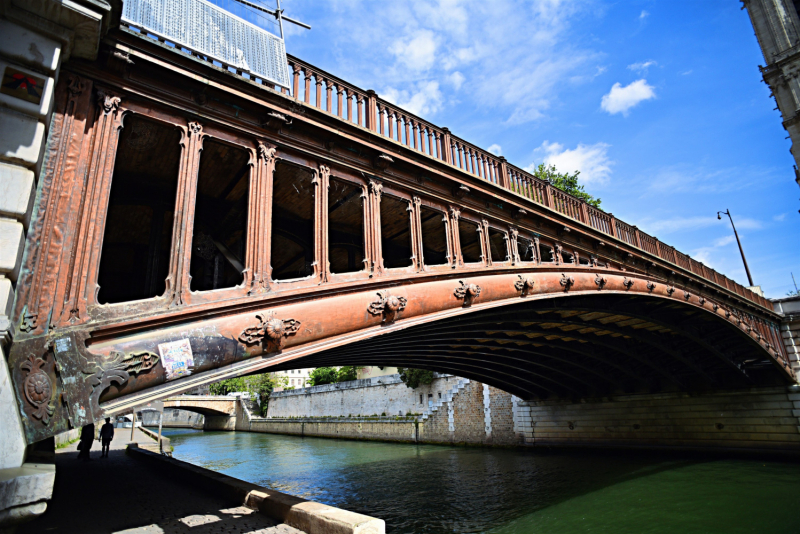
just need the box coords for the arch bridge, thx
[7,23,793,445]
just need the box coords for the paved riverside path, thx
[27,428,303,534]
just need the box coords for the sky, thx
[220,0,800,299]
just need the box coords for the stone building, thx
[744,0,800,190]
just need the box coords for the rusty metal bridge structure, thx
[8,21,793,446]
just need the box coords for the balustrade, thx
[278,54,765,303]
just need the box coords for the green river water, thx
[160,428,800,533]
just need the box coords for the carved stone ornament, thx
[453,184,470,199]
[188,121,203,135]
[454,280,481,306]
[560,274,574,290]
[646,281,656,292]
[684,291,692,300]
[725,310,732,319]
[96,89,121,115]
[369,179,383,197]
[595,274,607,289]
[698,297,706,305]
[622,277,634,290]
[713,303,719,312]
[239,311,301,351]
[373,153,394,171]
[261,111,292,130]
[86,350,161,410]
[368,290,408,324]
[666,286,676,296]
[258,142,277,163]
[515,275,535,296]
[20,355,56,425]
[512,208,527,221]
[67,75,84,96]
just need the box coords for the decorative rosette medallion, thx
[20,355,56,424]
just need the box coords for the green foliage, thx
[308,366,359,386]
[309,367,339,386]
[337,366,358,382]
[208,372,283,411]
[397,367,434,389]
[787,289,800,297]
[529,163,601,209]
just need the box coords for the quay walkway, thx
[26,429,302,534]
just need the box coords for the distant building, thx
[272,368,314,391]
[744,0,800,191]
[357,366,399,380]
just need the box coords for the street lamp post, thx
[717,209,755,287]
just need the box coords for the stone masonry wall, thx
[266,374,460,418]
[515,386,800,454]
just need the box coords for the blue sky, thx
[222,0,799,298]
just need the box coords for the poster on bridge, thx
[157,339,195,381]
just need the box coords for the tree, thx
[309,367,338,386]
[336,366,358,382]
[208,372,284,416]
[397,367,434,389]
[529,163,601,209]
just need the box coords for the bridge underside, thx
[278,294,787,400]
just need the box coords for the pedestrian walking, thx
[77,423,94,461]
[99,417,114,457]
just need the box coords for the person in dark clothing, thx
[77,423,94,461]
[99,417,114,457]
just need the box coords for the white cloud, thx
[601,79,656,116]
[381,81,443,116]
[448,71,465,90]
[773,213,787,221]
[640,10,649,19]
[680,70,693,76]
[692,235,736,270]
[318,0,598,123]
[530,140,613,185]
[487,144,502,156]
[627,60,656,73]
[388,30,438,72]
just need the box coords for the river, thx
[159,428,800,533]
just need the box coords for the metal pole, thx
[718,209,755,287]
[157,411,164,454]
[130,411,136,441]
[276,0,285,40]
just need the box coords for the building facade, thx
[744,0,800,191]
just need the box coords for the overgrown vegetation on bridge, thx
[533,163,602,209]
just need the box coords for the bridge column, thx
[774,297,800,380]
[0,1,111,528]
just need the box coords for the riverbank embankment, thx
[186,374,800,455]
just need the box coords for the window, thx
[329,178,365,274]
[381,195,413,269]
[97,116,181,304]
[488,228,507,262]
[271,162,315,281]
[540,243,555,263]
[189,139,250,291]
[518,237,535,262]
[420,206,448,266]
[458,219,482,263]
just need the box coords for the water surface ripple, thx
[160,428,800,533]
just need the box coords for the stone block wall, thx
[516,386,800,454]
[266,374,459,418]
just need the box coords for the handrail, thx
[278,55,769,309]
[128,34,768,310]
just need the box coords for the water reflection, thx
[161,429,800,534]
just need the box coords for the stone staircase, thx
[417,378,471,422]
